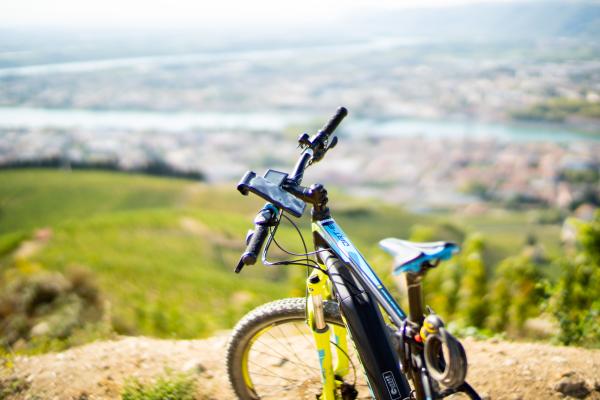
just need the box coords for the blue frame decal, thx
[318,219,407,320]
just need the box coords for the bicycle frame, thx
[306,216,415,400]
[315,218,408,327]
[234,107,479,400]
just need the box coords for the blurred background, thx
[0,0,599,357]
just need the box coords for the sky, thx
[0,0,523,29]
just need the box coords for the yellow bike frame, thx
[307,267,351,400]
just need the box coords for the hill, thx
[0,169,563,344]
[350,1,600,40]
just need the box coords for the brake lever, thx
[297,133,311,148]
[328,136,338,150]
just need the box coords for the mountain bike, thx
[226,107,482,400]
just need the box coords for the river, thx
[0,106,598,142]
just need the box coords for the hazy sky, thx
[1,0,522,28]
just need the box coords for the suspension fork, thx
[307,268,349,400]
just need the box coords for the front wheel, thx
[226,297,368,399]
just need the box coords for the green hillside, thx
[0,170,302,340]
[0,169,563,346]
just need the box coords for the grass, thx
[33,208,298,337]
[0,170,187,235]
[121,371,197,400]
[0,169,563,342]
[0,376,30,399]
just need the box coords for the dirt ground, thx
[1,334,599,400]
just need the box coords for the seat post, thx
[405,272,425,325]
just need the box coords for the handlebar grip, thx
[235,204,278,273]
[241,224,269,265]
[319,106,348,136]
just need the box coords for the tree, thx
[553,212,600,345]
[487,253,544,333]
[423,259,462,320]
[457,234,488,328]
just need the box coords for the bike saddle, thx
[379,238,459,275]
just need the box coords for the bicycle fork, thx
[307,270,349,400]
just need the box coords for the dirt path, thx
[1,335,599,400]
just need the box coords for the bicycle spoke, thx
[276,323,319,370]
[249,368,321,398]
[249,347,320,374]
[252,337,315,376]
[262,326,318,373]
[293,321,315,348]
[247,360,306,384]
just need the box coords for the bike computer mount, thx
[237,169,306,217]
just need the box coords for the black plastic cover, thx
[237,170,306,217]
[325,253,412,400]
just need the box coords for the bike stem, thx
[282,180,331,221]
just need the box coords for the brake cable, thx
[261,211,328,274]
[274,214,331,258]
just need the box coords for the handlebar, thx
[242,224,269,265]
[235,107,348,273]
[235,204,278,273]
[289,151,312,184]
[319,106,348,138]
[290,106,347,184]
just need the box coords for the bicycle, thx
[226,107,482,400]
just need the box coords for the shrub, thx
[0,260,107,352]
